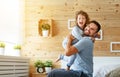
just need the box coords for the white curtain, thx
[0,0,24,56]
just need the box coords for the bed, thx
[61,56,120,77]
[93,57,120,77]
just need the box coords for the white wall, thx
[0,0,24,55]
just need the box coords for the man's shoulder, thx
[81,37,93,43]
[83,37,91,40]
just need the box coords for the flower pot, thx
[45,67,52,74]
[12,49,20,56]
[42,30,49,37]
[0,47,5,55]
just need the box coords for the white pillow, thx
[106,67,120,77]
[94,64,120,77]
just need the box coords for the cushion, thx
[94,64,120,77]
[106,67,120,77]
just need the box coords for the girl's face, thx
[77,14,86,29]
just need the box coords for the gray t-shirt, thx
[71,37,93,77]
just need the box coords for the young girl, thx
[56,10,90,70]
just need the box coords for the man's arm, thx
[65,34,78,56]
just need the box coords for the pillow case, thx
[94,64,120,77]
[106,67,120,77]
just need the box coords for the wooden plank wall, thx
[22,0,120,76]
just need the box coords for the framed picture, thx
[68,19,75,29]
[95,30,103,40]
[110,42,120,52]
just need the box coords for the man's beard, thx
[82,33,89,37]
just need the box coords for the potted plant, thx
[14,44,21,50]
[34,60,44,73]
[13,44,21,56]
[44,60,53,74]
[0,42,5,55]
[41,23,50,37]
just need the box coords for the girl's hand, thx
[94,33,100,38]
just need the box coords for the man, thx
[47,20,101,77]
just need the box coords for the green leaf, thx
[0,42,5,48]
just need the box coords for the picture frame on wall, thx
[110,42,120,52]
[68,19,75,29]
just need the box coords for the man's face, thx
[84,23,98,36]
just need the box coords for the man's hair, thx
[89,20,101,33]
[75,10,90,28]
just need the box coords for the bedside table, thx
[32,73,47,77]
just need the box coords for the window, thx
[0,0,24,56]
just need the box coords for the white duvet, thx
[93,64,120,77]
